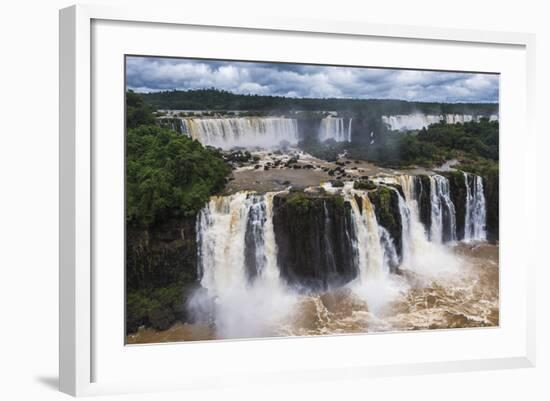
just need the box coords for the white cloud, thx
[126,56,499,103]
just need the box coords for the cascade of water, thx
[347,194,389,280]
[181,117,299,149]
[318,117,352,142]
[244,195,267,279]
[463,173,487,242]
[394,188,411,263]
[187,170,495,338]
[180,118,189,136]
[395,176,428,265]
[395,175,460,276]
[429,175,457,243]
[197,193,250,294]
[342,188,405,313]
[262,193,283,282]
[194,191,293,338]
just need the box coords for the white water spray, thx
[395,175,460,277]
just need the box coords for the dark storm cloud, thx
[126,56,498,103]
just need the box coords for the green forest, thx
[141,88,498,115]
[126,91,230,228]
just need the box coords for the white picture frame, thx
[59,4,536,397]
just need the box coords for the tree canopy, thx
[126,90,155,129]
[126,125,229,227]
[140,88,499,115]
[125,90,230,227]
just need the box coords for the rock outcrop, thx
[272,191,358,291]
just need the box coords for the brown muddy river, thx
[126,243,498,345]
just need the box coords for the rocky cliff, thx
[272,191,358,291]
[126,217,198,333]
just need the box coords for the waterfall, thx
[393,175,460,276]
[382,114,499,131]
[463,173,487,242]
[197,192,283,288]
[194,191,294,338]
[395,175,433,267]
[197,192,251,294]
[394,188,412,264]
[347,191,397,281]
[179,119,185,134]
[181,117,299,149]
[318,117,352,142]
[244,195,267,280]
[342,189,403,313]
[429,175,457,243]
[191,173,485,335]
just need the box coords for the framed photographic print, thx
[59,4,536,396]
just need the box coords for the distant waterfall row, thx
[163,116,355,149]
[158,114,497,149]
[180,116,353,149]
[382,114,499,131]
[318,117,352,143]
[181,117,300,150]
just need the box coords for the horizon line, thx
[127,88,499,105]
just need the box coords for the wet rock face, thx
[367,187,403,267]
[156,117,185,134]
[349,116,388,146]
[442,171,467,240]
[127,218,198,289]
[272,192,358,291]
[483,172,499,242]
[126,217,199,332]
[296,117,323,142]
[415,175,432,234]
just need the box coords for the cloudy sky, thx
[126,56,499,103]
